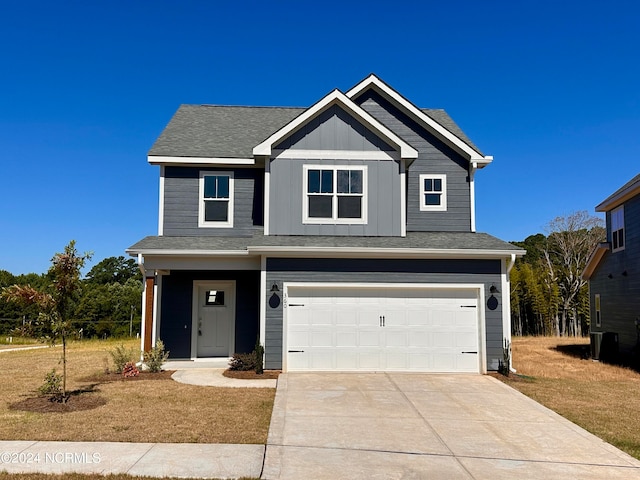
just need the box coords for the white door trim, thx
[191,280,236,360]
[282,282,486,373]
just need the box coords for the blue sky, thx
[1,1,639,275]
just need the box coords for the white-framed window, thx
[611,206,624,252]
[419,174,447,211]
[198,171,234,228]
[302,165,367,224]
[594,294,601,327]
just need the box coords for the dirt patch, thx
[80,370,175,383]
[10,392,108,413]
[223,369,280,380]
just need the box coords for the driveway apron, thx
[263,373,640,480]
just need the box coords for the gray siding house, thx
[584,174,640,360]
[127,74,524,373]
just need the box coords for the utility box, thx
[600,332,619,362]
[590,331,603,360]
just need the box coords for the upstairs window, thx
[611,206,624,252]
[199,171,233,228]
[419,174,447,211]
[303,166,367,223]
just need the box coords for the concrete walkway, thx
[263,373,640,480]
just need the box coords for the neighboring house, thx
[127,74,524,373]
[584,173,640,360]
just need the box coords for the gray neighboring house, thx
[127,74,524,373]
[584,173,640,360]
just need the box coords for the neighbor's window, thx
[419,174,447,211]
[304,166,367,223]
[199,171,234,228]
[594,294,601,327]
[611,206,624,252]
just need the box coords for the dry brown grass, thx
[0,339,274,444]
[501,336,640,459]
[0,474,258,480]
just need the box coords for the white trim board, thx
[346,74,492,166]
[148,156,255,166]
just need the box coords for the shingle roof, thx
[596,173,640,212]
[148,104,481,159]
[127,232,523,255]
[149,105,304,158]
[421,109,482,154]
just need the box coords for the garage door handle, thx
[462,351,478,354]
[461,305,477,308]
[288,350,305,353]
[289,304,305,307]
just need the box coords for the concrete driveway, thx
[263,373,640,480]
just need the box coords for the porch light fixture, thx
[270,283,279,292]
[489,285,499,294]
[608,273,613,279]
[623,270,628,277]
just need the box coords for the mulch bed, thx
[9,393,108,413]
[223,369,280,380]
[80,370,175,383]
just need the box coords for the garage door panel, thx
[286,287,480,373]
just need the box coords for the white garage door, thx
[285,286,480,373]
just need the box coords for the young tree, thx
[1,241,91,401]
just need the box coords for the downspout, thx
[469,161,477,232]
[506,253,517,373]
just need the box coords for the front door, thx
[194,282,235,357]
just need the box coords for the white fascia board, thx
[252,89,418,160]
[125,249,249,257]
[346,75,492,165]
[148,156,255,166]
[273,149,400,161]
[596,182,640,212]
[248,245,526,259]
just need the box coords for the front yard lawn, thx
[0,339,274,444]
[500,336,640,460]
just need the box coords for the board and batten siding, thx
[162,166,263,236]
[355,90,472,232]
[264,258,503,370]
[275,104,394,152]
[268,158,401,236]
[589,194,640,354]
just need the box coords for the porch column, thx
[144,276,155,352]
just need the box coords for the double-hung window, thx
[304,166,367,223]
[199,171,233,228]
[611,206,624,251]
[419,174,447,211]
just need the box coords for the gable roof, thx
[252,89,418,161]
[596,173,640,212]
[347,74,492,167]
[147,75,488,167]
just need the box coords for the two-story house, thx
[127,74,524,373]
[583,173,640,360]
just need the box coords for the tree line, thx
[0,255,142,339]
[510,211,605,337]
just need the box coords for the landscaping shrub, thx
[229,352,256,371]
[39,369,64,402]
[255,339,264,375]
[110,343,137,374]
[143,339,169,372]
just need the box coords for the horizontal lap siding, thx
[590,195,640,354]
[264,258,503,370]
[163,166,262,236]
[356,91,471,232]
